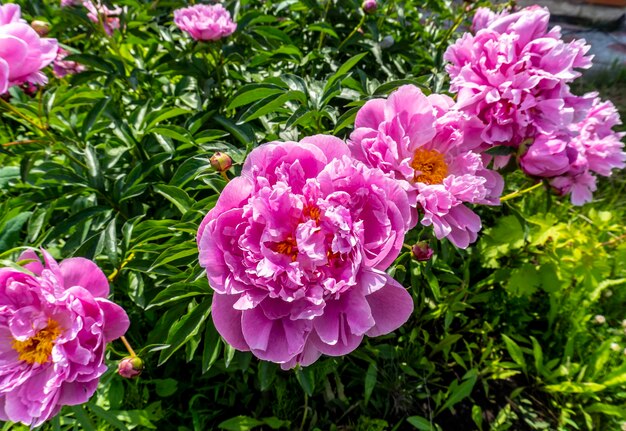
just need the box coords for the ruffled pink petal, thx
[59,257,109,297]
[211,293,249,351]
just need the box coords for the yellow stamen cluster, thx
[275,237,298,262]
[12,319,61,365]
[411,148,448,184]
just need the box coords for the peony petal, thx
[365,275,413,337]
[96,299,129,342]
[211,293,249,351]
[59,257,109,297]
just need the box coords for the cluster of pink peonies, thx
[60,0,122,36]
[53,47,85,78]
[445,6,625,204]
[0,250,129,426]
[0,4,58,94]
[174,4,237,42]
[197,85,506,368]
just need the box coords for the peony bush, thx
[0,0,625,429]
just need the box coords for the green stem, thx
[338,14,366,51]
[298,393,309,431]
[500,182,544,202]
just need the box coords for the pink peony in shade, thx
[0,249,129,427]
[0,3,58,94]
[444,6,593,149]
[174,4,237,42]
[348,85,503,248]
[535,98,626,205]
[197,135,414,368]
[53,47,85,78]
[82,0,122,36]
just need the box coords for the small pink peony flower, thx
[445,6,592,149]
[541,98,626,205]
[82,0,122,36]
[0,3,58,94]
[348,85,503,248]
[197,135,414,368]
[520,134,572,177]
[60,0,82,6]
[53,47,85,78]
[174,4,237,42]
[0,249,129,427]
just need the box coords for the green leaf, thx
[295,367,314,397]
[154,378,178,397]
[69,405,97,431]
[439,369,478,413]
[218,416,264,431]
[201,322,222,374]
[407,416,437,430]
[485,145,517,156]
[364,363,377,405]
[0,212,31,253]
[153,184,194,215]
[502,334,527,371]
[544,382,606,393]
[81,97,110,139]
[158,298,212,365]
[227,84,286,110]
[88,403,129,431]
[145,107,192,130]
[238,91,307,123]
[324,52,368,94]
[147,280,211,309]
[150,126,194,146]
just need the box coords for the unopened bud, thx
[362,0,377,14]
[380,35,394,49]
[117,356,143,379]
[412,241,433,261]
[593,315,606,325]
[210,152,232,172]
[611,342,621,352]
[31,20,50,36]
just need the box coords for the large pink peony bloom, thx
[197,135,414,368]
[445,6,593,149]
[174,4,237,42]
[82,1,122,36]
[0,3,58,94]
[348,85,503,248]
[0,250,129,427]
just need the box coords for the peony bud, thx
[362,0,377,14]
[611,342,621,352]
[117,356,144,379]
[380,35,394,49]
[412,241,433,261]
[31,20,50,36]
[210,152,232,172]
[593,315,606,325]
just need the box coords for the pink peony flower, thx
[348,85,503,248]
[197,135,414,368]
[0,3,58,94]
[53,47,85,78]
[540,98,626,205]
[0,249,129,427]
[520,134,572,177]
[60,0,82,6]
[445,6,592,149]
[82,1,122,36]
[174,4,237,42]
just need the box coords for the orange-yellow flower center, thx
[12,319,61,365]
[303,205,321,223]
[411,148,448,184]
[275,237,298,262]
